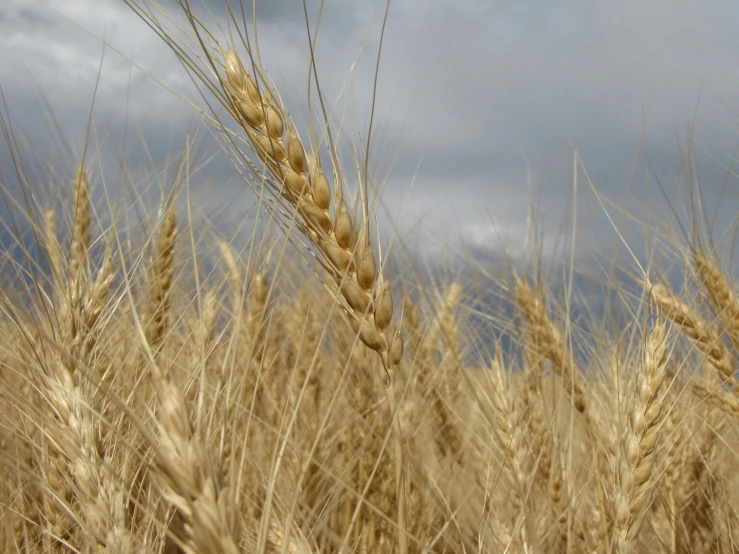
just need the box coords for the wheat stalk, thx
[136,205,241,553]
[219,30,410,554]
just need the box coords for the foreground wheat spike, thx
[612,322,668,552]
[651,283,737,387]
[218,67,413,538]
[221,49,402,379]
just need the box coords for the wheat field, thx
[1,1,738,553]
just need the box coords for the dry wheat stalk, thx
[612,322,668,552]
[130,199,241,552]
[224,41,409,553]
[651,283,737,386]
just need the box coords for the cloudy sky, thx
[3,0,739,267]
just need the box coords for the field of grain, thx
[1,1,738,553]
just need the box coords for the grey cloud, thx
[2,0,739,268]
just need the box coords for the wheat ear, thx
[57,166,92,351]
[222,50,403,380]
[150,369,242,553]
[414,283,464,461]
[651,283,736,386]
[693,248,739,353]
[612,322,668,552]
[39,197,130,550]
[145,202,177,352]
[196,287,219,349]
[43,364,132,552]
[220,240,244,316]
[692,380,739,416]
[547,453,569,551]
[516,278,587,414]
[69,164,91,288]
[487,360,538,552]
[520,329,549,489]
